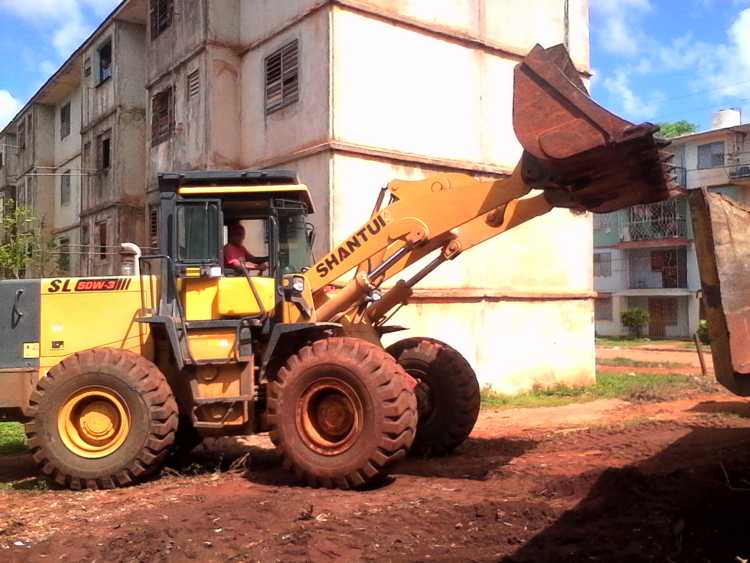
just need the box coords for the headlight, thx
[291,277,305,293]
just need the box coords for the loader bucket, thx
[514,45,680,213]
[689,189,750,396]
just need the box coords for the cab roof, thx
[159,170,314,213]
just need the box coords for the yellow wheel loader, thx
[0,45,676,490]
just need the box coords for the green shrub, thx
[621,308,650,338]
[698,319,710,344]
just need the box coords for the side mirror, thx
[305,222,316,248]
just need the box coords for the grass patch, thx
[481,372,699,410]
[596,357,691,369]
[595,337,652,348]
[0,422,26,455]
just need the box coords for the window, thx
[17,121,25,151]
[265,40,299,114]
[98,40,112,83]
[177,202,219,262]
[0,149,4,168]
[97,221,107,260]
[595,297,613,321]
[593,252,612,277]
[149,206,159,249]
[83,57,91,78]
[81,224,90,264]
[60,103,71,139]
[187,69,200,100]
[697,141,725,169]
[278,211,314,274]
[151,87,174,146]
[60,170,71,206]
[150,0,173,39]
[58,238,70,274]
[97,132,111,171]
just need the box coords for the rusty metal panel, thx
[513,44,680,213]
[689,189,750,396]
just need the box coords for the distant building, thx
[594,111,750,338]
[0,0,595,393]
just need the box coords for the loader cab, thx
[148,171,316,355]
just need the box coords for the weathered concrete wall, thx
[330,151,594,389]
[346,0,589,71]
[117,22,147,110]
[239,0,325,45]
[331,7,518,170]
[207,46,242,170]
[147,0,205,84]
[53,87,82,170]
[0,131,18,191]
[323,3,594,391]
[384,299,595,393]
[53,156,81,234]
[240,8,330,167]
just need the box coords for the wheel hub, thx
[58,387,131,459]
[297,378,363,456]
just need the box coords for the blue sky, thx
[0,1,749,131]
[591,0,750,129]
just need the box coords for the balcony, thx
[627,247,688,290]
[674,166,687,188]
[621,198,689,243]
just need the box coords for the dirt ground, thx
[596,342,714,376]
[2,386,750,562]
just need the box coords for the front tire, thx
[25,348,178,489]
[267,337,417,489]
[386,337,480,456]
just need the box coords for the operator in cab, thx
[224,222,269,274]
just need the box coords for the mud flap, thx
[689,189,750,396]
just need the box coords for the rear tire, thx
[25,348,178,489]
[267,337,417,489]
[386,337,480,456]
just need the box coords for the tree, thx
[656,120,697,139]
[0,199,59,279]
[621,308,650,338]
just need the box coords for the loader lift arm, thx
[305,44,679,325]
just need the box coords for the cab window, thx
[177,201,219,262]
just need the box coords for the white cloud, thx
[591,0,653,56]
[602,70,664,120]
[0,0,120,57]
[0,90,22,130]
[599,6,750,123]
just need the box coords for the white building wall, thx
[327,4,594,392]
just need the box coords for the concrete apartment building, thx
[0,0,593,392]
[594,110,750,339]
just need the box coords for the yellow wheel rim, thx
[57,386,131,459]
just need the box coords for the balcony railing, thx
[627,247,688,290]
[622,199,688,242]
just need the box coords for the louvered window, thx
[60,103,71,139]
[187,70,200,100]
[152,87,174,146]
[149,206,159,248]
[265,41,299,114]
[150,0,173,39]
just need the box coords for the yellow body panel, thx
[178,184,315,212]
[39,276,154,377]
[187,330,237,362]
[181,277,276,321]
